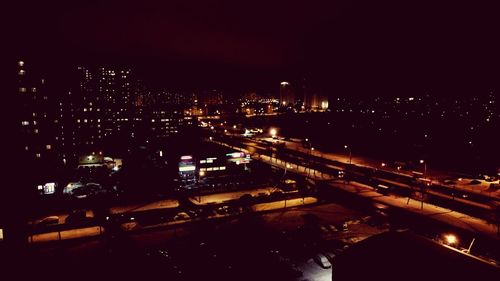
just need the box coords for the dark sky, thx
[10,0,500,95]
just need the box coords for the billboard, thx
[37,182,56,195]
[179,155,196,172]
[226,152,251,164]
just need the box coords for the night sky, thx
[10,0,500,95]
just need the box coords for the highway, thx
[210,133,500,240]
[215,132,500,210]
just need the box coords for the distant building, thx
[16,60,60,168]
[199,89,224,106]
[279,81,295,107]
[57,66,191,161]
[306,93,329,111]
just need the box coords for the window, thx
[21,121,29,126]
[46,144,51,150]
[19,87,27,93]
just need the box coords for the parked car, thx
[65,210,88,224]
[37,216,59,227]
[313,253,332,269]
[174,212,190,221]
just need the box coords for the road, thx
[212,136,500,241]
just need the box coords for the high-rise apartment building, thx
[279,81,295,107]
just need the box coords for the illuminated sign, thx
[44,183,56,194]
[38,182,56,195]
[226,152,245,158]
[226,152,251,164]
[180,155,193,160]
[179,165,196,172]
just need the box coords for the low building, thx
[332,231,500,280]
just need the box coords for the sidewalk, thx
[251,197,317,212]
[109,199,180,214]
[189,187,275,205]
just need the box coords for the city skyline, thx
[4,2,500,279]
[10,1,500,96]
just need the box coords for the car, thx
[37,216,59,227]
[72,187,89,199]
[323,251,336,263]
[174,212,190,221]
[65,210,87,224]
[326,224,339,232]
[313,253,332,269]
[216,206,230,215]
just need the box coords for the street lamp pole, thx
[420,159,427,210]
[344,145,351,165]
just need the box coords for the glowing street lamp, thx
[444,234,458,246]
[270,128,277,138]
[419,159,428,179]
[344,145,352,164]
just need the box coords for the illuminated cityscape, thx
[4,1,500,280]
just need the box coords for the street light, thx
[420,159,427,179]
[418,159,427,209]
[344,145,352,164]
[270,128,277,138]
[444,234,458,246]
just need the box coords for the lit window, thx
[19,87,27,93]
[36,153,41,158]
[21,121,29,126]
[46,144,51,150]
[18,70,25,75]
[18,60,24,66]
[25,146,29,151]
